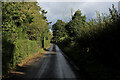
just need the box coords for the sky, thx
[38,2,118,27]
[37,0,120,2]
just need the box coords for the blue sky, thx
[38,2,118,27]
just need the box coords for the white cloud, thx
[37,0,120,2]
[38,2,118,26]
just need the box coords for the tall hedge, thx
[2,2,52,75]
[53,4,120,80]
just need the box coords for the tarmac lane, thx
[35,44,77,80]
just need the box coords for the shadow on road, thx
[44,48,49,51]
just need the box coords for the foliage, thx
[52,20,67,42]
[2,2,52,75]
[53,4,120,80]
[65,9,86,38]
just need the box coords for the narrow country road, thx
[35,44,77,79]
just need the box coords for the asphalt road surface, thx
[35,44,77,79]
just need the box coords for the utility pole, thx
[71,8,73,17]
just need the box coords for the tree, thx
[2,2,51,42]
[109,4,119,22]
[65,9,86,38]
[52,20,67,42]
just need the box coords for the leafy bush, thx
[53,4,120,80]
[2,39,44,74]
[2,2,52,75]
[13,40,42,65]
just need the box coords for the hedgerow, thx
[2,2,52,75]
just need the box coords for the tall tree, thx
[65,9,86,38]
[52,20,67,42]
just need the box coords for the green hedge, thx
[2,39,44,75]
[13,40,43,66]
[44,39,50,49]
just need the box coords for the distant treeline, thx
[2,2,52,75]
[52,5,120,80]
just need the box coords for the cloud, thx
[38,2,118,26]
[37,0,120,2]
